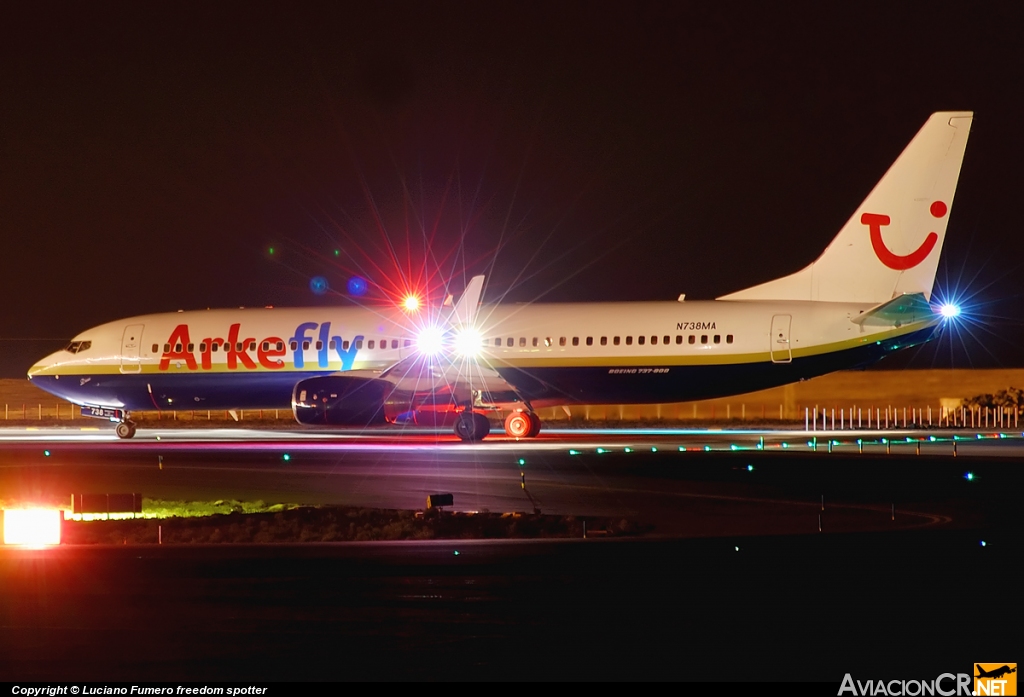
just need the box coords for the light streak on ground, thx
[0,426,1023,458]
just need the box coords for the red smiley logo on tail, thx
[862,201,946,270]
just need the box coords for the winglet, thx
[450,275,485,327]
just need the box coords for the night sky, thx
[2,2,1022,377]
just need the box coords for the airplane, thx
[28,111,973,441]
[976,665,1016,680]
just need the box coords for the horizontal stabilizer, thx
[850,292,934,326]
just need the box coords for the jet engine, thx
[292,375,409,426]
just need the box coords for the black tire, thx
[527,412,542,437]
[115,421,136,439]
[454,412,491,442]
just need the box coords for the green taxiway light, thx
[964,472,975,481]
[568,449,580,455]
[596,448,606,454]
[730,444,737,451]
[704,445,711,452]
[782,442,788,449]
[624,447,633,453]
[43,450,50,457]
[268,247,275,255]
[930,436,936,442]
[333,249,340,256]
[747,464,754,472]
[282,453,291,461]
[651,447,657,452]
[517,458,526,466]
[454,550,460,556]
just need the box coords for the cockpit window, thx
[64,340,92,354]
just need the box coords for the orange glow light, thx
[3,509,62,546]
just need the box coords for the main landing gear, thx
[454,411,491,442]
[503,411,542,439]
[115,418,137,439]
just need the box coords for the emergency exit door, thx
[770,315,792,364]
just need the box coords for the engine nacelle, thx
[292,375,401,426]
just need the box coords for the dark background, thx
[2,1,1022,377]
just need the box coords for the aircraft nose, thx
[27,352,61,379]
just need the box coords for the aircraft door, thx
[770,315,792,364]
[120,324,145,374]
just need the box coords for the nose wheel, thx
[115,420,137,439]
[504,411,541,438]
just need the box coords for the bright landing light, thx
[402,295,421,312]
[453,327,484,357]
[416,326,445,356]
[3,509,62,546]
[940,303,961,319]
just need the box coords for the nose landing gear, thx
[114,419,137,439]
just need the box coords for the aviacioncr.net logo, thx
[838,673,972,696]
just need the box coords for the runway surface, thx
[1,425,1019,681]
[0,425,1015,537]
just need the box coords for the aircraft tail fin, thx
[719,112,973,304]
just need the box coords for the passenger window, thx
[638,336,645,345]
[315,341,323,351]
[676,335,683,345]
[392,340,398,349]
[212,343,219,352]
[343,341,350,350]
[262,342,269,351]
[572,337,579,346]
[714,335,721,344]
[328,340,335,350]
[507,338,514,347]
[290,341,297,351]
[187,343,195,352]
[625,336,633,345]
[175,343,182,352]
[586,337,593,346]
[164,343,171,353]
[664,335,670,345]
[201,343,208,352]
[276,342,284,351]
[614,336,620,346]
[651,336,657,345]
[404,339,412,348]
[368,340,375,349]
[249,342,256,351]
[545,338,552,347]
[689,335,695,345]
[559,337,566,347]
[726,335,734,344]
[302,341,310,350]
[494,338,502,347]
[600,337,607,346]
[355,340,363,349]
[532,338,539,347]
[152,344,159,353]
[701,335,708,344]
[519,337,526,347]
